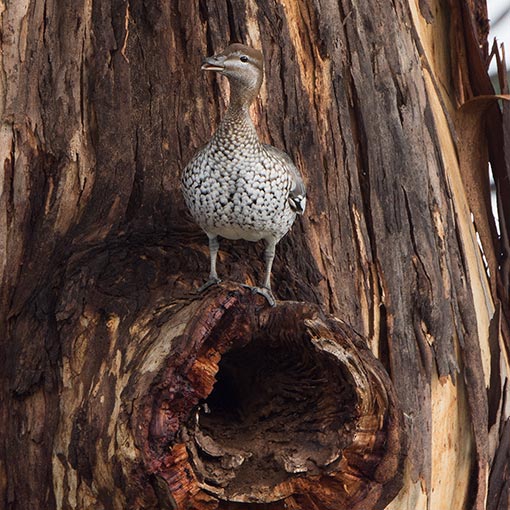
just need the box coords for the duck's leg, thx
[262,238,276,290]
[199,234,221,291]
[243,238,277,306]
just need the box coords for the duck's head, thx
[202,43,264,97]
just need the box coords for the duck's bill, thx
[201,63,224,71]
[201,56,225,71]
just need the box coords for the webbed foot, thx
[198,277,222,293]
[241,284,276,307]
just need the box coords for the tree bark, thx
[0,0,508,509]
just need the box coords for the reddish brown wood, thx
[136,286,404,509]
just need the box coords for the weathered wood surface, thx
[0,0,508,509]
[139,285,403,509]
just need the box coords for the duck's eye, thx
[240,55,249,63]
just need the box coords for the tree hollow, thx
[144,285,405,510]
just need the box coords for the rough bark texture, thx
[0,0,508,509]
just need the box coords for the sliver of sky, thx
[487,0,508,235]
[488,0,510,75]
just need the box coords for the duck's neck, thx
[214,82,259,146]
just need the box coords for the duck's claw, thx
[198,277,222,293]
[241,284,276,307]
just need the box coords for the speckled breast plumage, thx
[182,119,296,243]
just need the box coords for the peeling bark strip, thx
[139,286,404,509]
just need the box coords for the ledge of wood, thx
[138,283,405,510]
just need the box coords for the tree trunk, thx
[1,0,509,509]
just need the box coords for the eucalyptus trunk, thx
[1,1,509,510]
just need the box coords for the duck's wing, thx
[263,144,306,215]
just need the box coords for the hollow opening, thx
[184,329,359,502]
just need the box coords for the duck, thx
[181,43,306,305]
